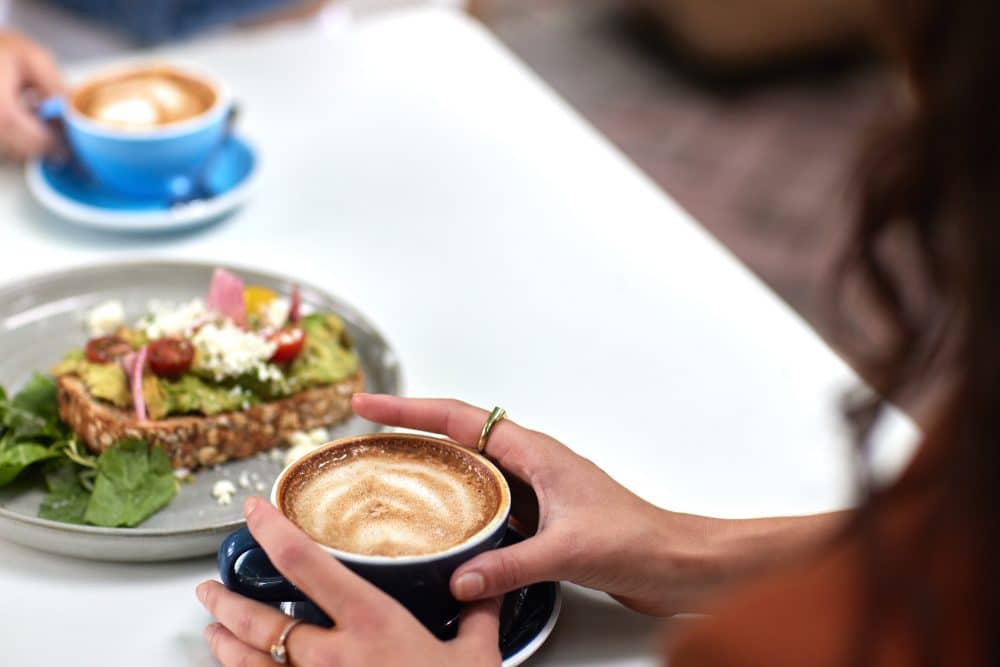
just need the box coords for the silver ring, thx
[270,618,303,664]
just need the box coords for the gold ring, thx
[270,618,303,664]
[477,407,507,454]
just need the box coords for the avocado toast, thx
[52,269,364,469]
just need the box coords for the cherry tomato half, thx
[85,335,133,364]
[148,338,195,379]
[268,327,306,364]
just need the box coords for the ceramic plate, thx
[0,261,401,561]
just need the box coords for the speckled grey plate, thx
[0,260,401,562]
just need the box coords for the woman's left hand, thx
[196,498,503,667]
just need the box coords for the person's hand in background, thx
[0,30,63,160]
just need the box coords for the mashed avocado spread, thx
[53,313,359,420]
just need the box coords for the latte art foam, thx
[72,67,216,130]
[281,440,502,557]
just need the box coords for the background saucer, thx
[24,135,257,233]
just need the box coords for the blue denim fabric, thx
[46,0,297,44]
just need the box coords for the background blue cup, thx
[39,62,232,199]
[217,434,512,639]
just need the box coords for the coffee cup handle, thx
[36,96,66,123]
[218,526,306,603]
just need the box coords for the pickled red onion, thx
[126,346,148,422]
[289,284,301,323]
[207,268,246,327]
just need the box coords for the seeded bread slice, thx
[55,372,364,469]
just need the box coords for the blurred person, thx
[0,0,329,159]
[626,0,877,70]
[195,0,997,664]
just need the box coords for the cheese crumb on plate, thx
[212,480,237,506]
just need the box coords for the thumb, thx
[456,596,503,652]
[451,535,564,600]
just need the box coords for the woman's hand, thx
[352,394,735,616]
[0,30,63,160]
[197,498,503,667]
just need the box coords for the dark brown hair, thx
[838,0,998,663]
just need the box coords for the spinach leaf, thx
[0,442,60,486]
[0,376,68,487]
[11,374,60,425]
[0,374,65,443]
[38,460,89,524]
[0,403,50,441]
[83,439,177,528]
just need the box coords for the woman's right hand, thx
[352,394,734,616]
[0,30,63,160]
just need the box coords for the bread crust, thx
[56,373,363,469]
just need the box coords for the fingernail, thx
[244,497,258,517]
[196,583,207,603]
[455,572,485,599]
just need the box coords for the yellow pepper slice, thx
[244,285,278,318]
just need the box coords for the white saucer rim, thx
[24,135,258,232]
[502,581,562,667]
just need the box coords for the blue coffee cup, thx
[217,434,511,639]
[39,62,232,199]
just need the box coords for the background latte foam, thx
[73,68,215,130]
[283,442,501,557]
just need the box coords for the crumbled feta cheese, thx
[212,480,237,506]
[140,298,211,340]
[284,442,318,466]
[307,428,329,444]
[192,321,280,381]
[238,471,251,489]
[269,448,285,462]
[286,431,315,449]
[255,482,267,492]
[87,300,126,336]
[263,297,291,329]
[283,428,331,465]
[173,467,191,481]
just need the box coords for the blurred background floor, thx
[476,0,893,356]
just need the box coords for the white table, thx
[0,7,917,666]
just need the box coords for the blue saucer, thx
[277,530,561,666]
[25,135,257,233]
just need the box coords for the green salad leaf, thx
[0,374,67,484]
[38,460,90,524]
[0,442,60,486]
[2,376,177,528]
[10,373,60,424]
[83,439,177,528]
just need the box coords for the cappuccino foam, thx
[281,440,502,557]
[73,67,216,130]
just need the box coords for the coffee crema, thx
[280,438,503,558]
[71,66,217,130]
